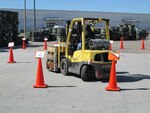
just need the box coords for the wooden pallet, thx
[46,44,65,72]
[46,46,58,72]
[46,59,54,71]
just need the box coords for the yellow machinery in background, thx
[46,17,112,81]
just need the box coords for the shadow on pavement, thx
[68,73,100,82]
[47,71,99,82]
[117,72,129,74]
[47,85,77,88]
[121,88,150,91]
[117,74,150,82]
[15,62,32,63]
[27,44,43,48]
[48,71,150,83]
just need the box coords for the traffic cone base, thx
[8,61,16,63]
[33,84,48,88]
[106,86,121,91]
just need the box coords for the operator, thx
[85,25,95,49]
[85,24,94,38]
[77,24,95,50]
[77,37,82,50]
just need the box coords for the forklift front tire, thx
[81,65,90,81]
[60,58,69,75]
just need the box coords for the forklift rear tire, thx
[81,65,90,81]
[60,58,69,75]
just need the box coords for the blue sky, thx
[0,0,150,14]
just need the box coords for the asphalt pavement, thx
[0,39,150,113]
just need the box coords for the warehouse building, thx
[1,8,150,32]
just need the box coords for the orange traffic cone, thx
[8,47,16,63]
[43,41,47,50]
[22,40,26,49]
[141,37,145,49]
[106,60,120,91]
[120,37,124,49]
[33,58,47,88]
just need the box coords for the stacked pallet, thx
[110,24,148,40]
[46,43,65,72]
[46,46,58,72]
[0,10,19,47]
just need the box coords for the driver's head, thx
[86,25,91,32]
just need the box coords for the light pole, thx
[33,0,36,41]
[24,0,27,38]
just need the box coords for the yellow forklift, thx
[46,17,112,81]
